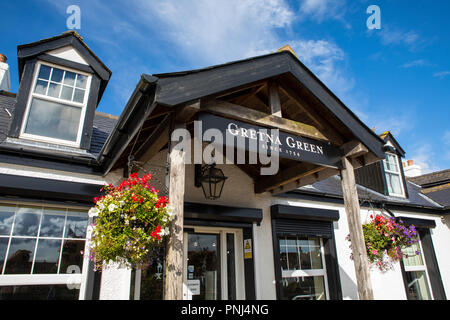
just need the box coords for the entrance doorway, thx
[183,226,245,300]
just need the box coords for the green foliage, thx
[88,173,173,270]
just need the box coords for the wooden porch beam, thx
[202,99,329,142]
[165,122,187,300]
[278,85,344,145]
[268,167,339,195]
[340,155,374,300]
[175,99,201,123]
[134,114,171,163]
[268,80,282,117]
[255,162,323,194]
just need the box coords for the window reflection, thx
[0,206,15,236]
[39,209,65,238]
[282,276,326,300]
[60,240,84,273]
[4,238,36,274]
[65,212,87,239]
[12,207,41,236]
[33,239,62,274]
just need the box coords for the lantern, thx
[195,164,227,200]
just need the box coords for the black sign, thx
[198,113,342,169]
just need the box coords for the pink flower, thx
[371,249,378,255]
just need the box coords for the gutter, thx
[97,74,159,175]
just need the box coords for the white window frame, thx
[279,236,329,300]
[383,152,406,198]
[402,238,434,300]
[19,60,92,148]
[0,202,91,300]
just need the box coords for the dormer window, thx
[383,152,405,197]
[20,62,91,146]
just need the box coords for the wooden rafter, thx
[279,85,345,145]
[202,99,329,142]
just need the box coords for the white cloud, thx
[399,59,429,68]
[290,39,354,98]
[133,0,295,65]
[298,0,347,23]
[433,71,450,78]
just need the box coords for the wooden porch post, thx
[340,155,374,300]
[164,122,186,300]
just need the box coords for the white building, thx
[0,32,448,300]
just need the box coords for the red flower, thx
[155,196,169,209]
[151,226,162,240]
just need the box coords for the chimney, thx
[0,53,11,92]
[403,159,422,178]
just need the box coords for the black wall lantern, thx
[195,164,227,200]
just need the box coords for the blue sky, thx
[1,0,449,172]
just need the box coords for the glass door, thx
[184,232,221,300]
[183,227,244,300]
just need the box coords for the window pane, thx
[73,88,85,103]
[51,68,64,83]
[281,276,326,300]
[76,74,87,89]
[298,237,312,270]
[384,154,399,172]
[280,244,288,270]
[403,242,424,267]
[60,85,74,101]
[386,173,403,195]
[34,80,48,95]
[60,240,85,274]
[63,71,76,86]
[24,98,81,142]
[4,238,36,274]
[39,209,66,238]
[33,239,61,274]
[47,82,62,98]
[0,206,15,236]
[12,207,41,236]
[309,237,323,269]
[405,271,431,300]
[64,212,87,239]
[0,285,79,300]
[226,233,236,300]
[286,237,299,270]
[0,238,9,272]
[37,65,51,80]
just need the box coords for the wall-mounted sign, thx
[244,239,252,259]
[198,113,342,169]
[187,279,200,295]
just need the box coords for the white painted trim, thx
[0,274,82,286]
[19,60,92,148]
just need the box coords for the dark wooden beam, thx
[202,99,329,142]
[134,114,171,163]
[268,80,282,117]
[255,162,324,194]
[268,167,339,195]
[279,85,344,145]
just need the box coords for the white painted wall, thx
[100,150,450,300]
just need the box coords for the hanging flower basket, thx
[87,173,173,270]
[346,214,419,272]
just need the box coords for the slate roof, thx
[289,175,444,211]
[0,91,117,158]
[0,92,16,143]
[408,169,450,187]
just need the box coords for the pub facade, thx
[0,32,448,300]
